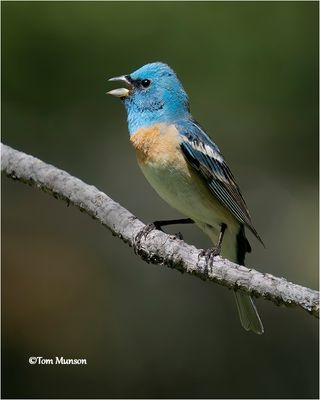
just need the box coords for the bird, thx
[107,62,264,334]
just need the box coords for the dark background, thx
[2,1,319,398]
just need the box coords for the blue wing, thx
[176,119,263,245]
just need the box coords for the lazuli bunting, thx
[108,62,264,334]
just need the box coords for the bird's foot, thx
[172,231,184,240]
[198,247,221,267]
[133,222,162,254]
[133,222,184,254]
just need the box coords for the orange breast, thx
[130,124,182,166]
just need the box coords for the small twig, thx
[1,142,319,318]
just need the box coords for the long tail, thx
[234,225,264,335]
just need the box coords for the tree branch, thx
[1,142,319,318]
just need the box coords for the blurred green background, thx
[2,1,319,398]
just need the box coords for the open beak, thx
[107,75,132,98]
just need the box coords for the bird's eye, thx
[141,79,151,88]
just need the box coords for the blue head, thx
[108,62,191,134]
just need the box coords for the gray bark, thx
[1,142,319,318]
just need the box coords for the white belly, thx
[139,160,239,259]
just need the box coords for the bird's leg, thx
[141,218,194,240]
[152,218,194,229]
[152,218,194,239]
[199,223,227,266]
[134,218,194,253]
[216,222,227,252]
